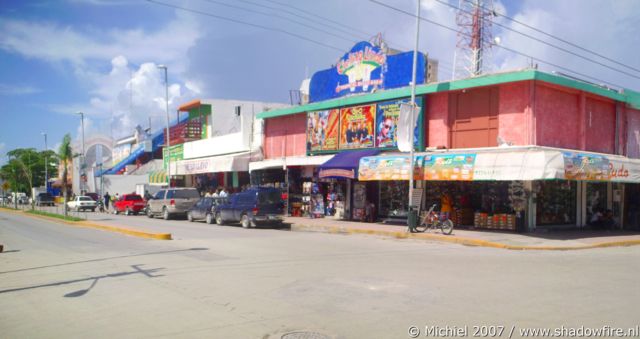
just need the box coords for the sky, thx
[0,0,639,165]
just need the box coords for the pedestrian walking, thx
[103,192,111,211]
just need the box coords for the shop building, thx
[167,99,288,194]
[254,41,640,232]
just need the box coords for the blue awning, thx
[318,149,380,179]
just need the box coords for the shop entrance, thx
[625,183,640,230]
[586,182,607,227]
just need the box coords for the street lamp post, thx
[76,112,86,194]
[407,0,422,232]
[157,65,171,187]
[42,132,48,192]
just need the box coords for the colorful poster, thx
[163,144,184,170]
[423,154,476,181]
[358,155,424,181]
[375,98,422,149]
[563,152,610,181]
[339,104,376,149]
[307,109,339,152]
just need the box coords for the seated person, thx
[589,208,604,229]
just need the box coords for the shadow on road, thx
[0,248,207,275]
[0,264,165,297]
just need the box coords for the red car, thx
[114,194,146,215]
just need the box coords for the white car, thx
[67,196,97,212]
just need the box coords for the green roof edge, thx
[257,69,639,119]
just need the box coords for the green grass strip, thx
[25,209,84,222]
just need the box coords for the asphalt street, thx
[1,210,639,339]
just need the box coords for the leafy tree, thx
[58,134,74,217]
[0,148,58,199]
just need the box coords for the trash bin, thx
[407,206,418,232]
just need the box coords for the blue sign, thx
[309,41,426,103]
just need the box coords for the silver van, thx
[146,187,200,220]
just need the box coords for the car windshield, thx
[126,195,143,201]
[258,191,281,204]
[79,197,93,201]
[175,190,200,199]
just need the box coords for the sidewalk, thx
[284,216,640,250]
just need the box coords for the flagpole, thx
[408,0,421,232]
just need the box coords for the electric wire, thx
[147,0,344,52]
[461,0,640,74]
[369,0,627,90]
[434,0,640,80]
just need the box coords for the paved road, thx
[1,210,639,339]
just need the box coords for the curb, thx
[1,208,172,240]
[289,224,640,251]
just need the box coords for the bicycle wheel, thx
[414,222,428,233]
[440,219,454,235]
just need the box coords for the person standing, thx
[440,190,453,221]
[103,192,111,211]
[219,187,228,197]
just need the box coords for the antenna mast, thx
[453,0,495,79]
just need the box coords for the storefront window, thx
[379,181,409,217]
[586,182,607,225]
[535,180,577,225]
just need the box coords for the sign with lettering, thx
[423,154,477,181]
[339,104,376,149]
[358,155,424,181]
[376,97,422,149]
[309,41,426,102]
[307,109,339,152]
[563,152,610,181]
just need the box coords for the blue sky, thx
[1,0,639,165]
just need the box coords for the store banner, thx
[563,152,610,181]
[397,103,421,152]
[309,41,426,103]
[339,104,376,149]
[376,98,422,149]
[163,144,184,170]
[307,109,339,152]
[358,155,424,181]
[423,154,476,181]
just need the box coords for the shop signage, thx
[423,154,476,181]
[163,144,184,170]
[376,98,422,149]
[339,104,376,149]
[309,41,426,102]
[563,152,610,181]
[319,168,355,179]
[307,109,339,151]
[358,155,423,181]
[111,144,132,167]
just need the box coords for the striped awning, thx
[148,170,168,185]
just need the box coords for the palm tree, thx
[58,134,73,217]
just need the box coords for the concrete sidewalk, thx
[284,216,640,250]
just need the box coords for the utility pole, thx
[407,0,421,232]
[76,112,86,194]
[157,65,171,187]
[42,132,48,192]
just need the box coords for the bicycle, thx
[415,204,454,235]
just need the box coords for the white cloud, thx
[0,84,40,95]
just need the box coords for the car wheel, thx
[163,207,170,220]
[75,206,80,212]
[241,214,251,229]
[215,212,224,225]
[114,209,119,215]
[206,213,214,224]
[187,212,194,222]
[146,207,154,218]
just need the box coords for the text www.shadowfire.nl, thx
[407,325,640,338]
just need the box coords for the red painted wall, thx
[627,108,640,158]
[535,84,580,149]
[263,113,307,159]
[425,92,449,148]
[498,82,529,145]
[584,97,616,154]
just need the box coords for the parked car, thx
[67,196,97,212]
[85,192,100,201]
[113,194,146,215]
[187,197,228,224]
[146,187,200,220]
[215,187,284,228]
[35,192,55,206]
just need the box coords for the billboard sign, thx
[307,109,339,152]
[339,104,376,149]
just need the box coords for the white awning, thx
[249,155,334,172]
[359,146,640,182]
[174,151,256,175]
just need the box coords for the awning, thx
[358,146,640,182]
[148,170,168,185]
[319,149,380,179]
[248,155,335,172]
[174,151,254,175]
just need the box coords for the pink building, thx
[254,69,640,232]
